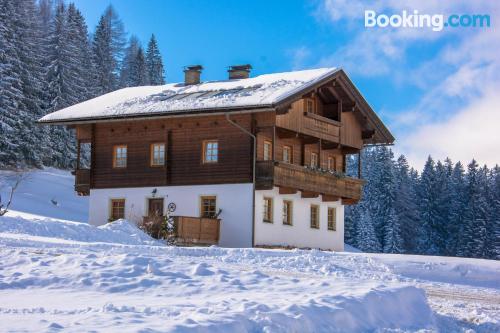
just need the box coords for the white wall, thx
[254,187,344,251]
[89,183,254,248]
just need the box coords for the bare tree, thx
[0,171,29,216]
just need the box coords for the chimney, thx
[184,65,203,85]
[228,64,252,80]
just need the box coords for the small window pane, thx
[310,205,319,229]
[204,141,218,163]
[113,145,127,168]
[110,199,125,221]
[151,143,165,166]
[201,196,217,218]
[264,141,272,161]
[328,207,336,231]
[282,200,292,225]
[263,197,273,223]
[310,153,318,168]
[283,146,291,163]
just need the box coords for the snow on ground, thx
[0,169,499,332]
[0,168,88,222]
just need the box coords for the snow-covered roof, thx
[39,68,340,123]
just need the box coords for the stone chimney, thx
[228,64,252,80]
[184,65,203,85]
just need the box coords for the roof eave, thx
[37,105,276,126]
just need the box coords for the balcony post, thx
[357,151,362,178]
[318,139,322,168]
[76,140,81,170]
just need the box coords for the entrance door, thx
[148,198,164,217]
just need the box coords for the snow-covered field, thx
[0,170,499,332]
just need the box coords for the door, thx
[148,198,164,217]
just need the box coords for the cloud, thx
[287,46,312,70]
[312,0,500,168]
[397,88,500,168]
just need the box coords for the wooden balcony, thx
[73,169,90,196]
[256,160,363,203]
[276,110,341,143]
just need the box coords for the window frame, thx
[150,143,166,167]
[310,152,318,168]
[109,198,125,221]
[283,145,292,164]
[328,207,337,231]
[112,145,127,168]
[282,200,293,226]
[263,197,273,223]
[305,98,316,114]
[263,140,272,161]
[202,140,219,164]
[200,195,217,218]
[310,204,319,229]
[327,156,335,171]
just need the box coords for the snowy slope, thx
[0,168,88,222]
[0,169,499,332]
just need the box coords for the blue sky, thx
[73,0,499,169]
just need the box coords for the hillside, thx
[0,169,498,332]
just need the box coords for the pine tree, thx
[447,162,467,256]
[394,156,419,253]
[133,47,149,86]
[488,165,500,259]
[458,160,489,258]
[146,34,165,85]
[119,35,140,87]
[417,156,441,254]
[356,207,380,252]
[92,5,125,94]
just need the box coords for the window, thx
[283,146,292,163]
[263,197,273,223]
[305,98,315,114]
[200,196,217,218]
[310,205,319,229]
[282,200,293,225]
[150,143,165,166]
[327,156,335,171]
[113,145,127,168]
[310,152,318,168]
[328,207,336,231]
[110,199,125,221]
[263,140,272,161]
[203,140,218,163]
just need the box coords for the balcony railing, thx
[256,160,363,202]
[73,169,90,196]
[276,111,340,143]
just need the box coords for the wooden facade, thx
[71,71,393,205]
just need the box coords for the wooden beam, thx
[322,194,340,202]
[362,129,375,140]
[301,191,319,198]
[342,198,359,205]
[279,187,298,195]
[357,151,361,179]
[272,125,276,161]
[276,104,292,115]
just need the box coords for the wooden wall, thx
[87,114,254,189]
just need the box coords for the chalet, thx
[38,66,394,251]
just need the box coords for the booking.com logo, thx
[365,10,491,31]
